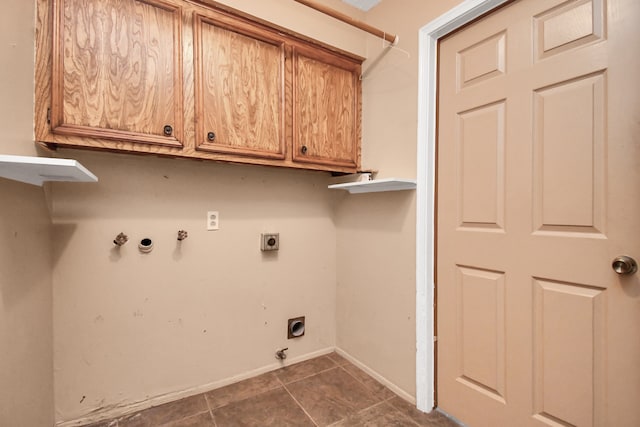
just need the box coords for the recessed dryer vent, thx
[288,316,305,339]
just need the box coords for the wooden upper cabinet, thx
[49,0,183,147]
[293,47,361,170]
[36,0,363,172]
[193,13,286,160]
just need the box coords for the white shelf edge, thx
[0,154,98,186]
[328,178,417,194]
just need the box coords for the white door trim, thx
[415,0,512,412]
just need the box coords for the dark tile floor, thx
[84,353,460,427]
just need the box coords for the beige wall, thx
[0,181,54,427]
[50,1,366,423]
[0,1,55,426]
[0,0,470,424]
[52,151,341,422]
[335,0,463,397]
[1,0,39,157]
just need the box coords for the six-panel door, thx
[437,0,640,425]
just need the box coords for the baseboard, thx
[334,347,416,405]
[56,347,334,427]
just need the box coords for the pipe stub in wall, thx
[138,238,153,253]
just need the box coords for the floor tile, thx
[275,355,337,384]
[205,371,281,409]
[117,413,146,427]
[326,352,350,366]
[286,367,381,426]
[388,397,461,427]
[329,402,418,427]
[160,412,215,427]
[341,364,396,400]
[83,420,118,427]
[119,395,209,427]
[79,355,459,427]
[213,387,314,427]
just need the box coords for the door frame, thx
[415,0,511,412]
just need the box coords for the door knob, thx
[612,256,638,275]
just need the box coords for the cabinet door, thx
[194,13,286,160]
[293,49,360,169]
[51,0,183,147]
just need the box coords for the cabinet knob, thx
[301,145,308,154]
[207,131,216,142]
[163,125,173,136]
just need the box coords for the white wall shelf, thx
[328,178,417,194]
[0,155,98,186]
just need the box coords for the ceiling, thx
[341,0,382,11]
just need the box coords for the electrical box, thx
[261,233,279,251]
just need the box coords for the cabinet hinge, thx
[46,108,51,124]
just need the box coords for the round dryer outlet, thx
[287,316,305,339]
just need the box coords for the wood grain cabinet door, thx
[50,0,184,148]
[193,13,286,160]
[293,48,361,170]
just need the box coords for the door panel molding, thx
[456,100,506,230]
[456,265,506,403]
[532,71,607,237]
[532,277,606,427]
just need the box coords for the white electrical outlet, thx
[207,211,219,231]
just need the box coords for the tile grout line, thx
[386,398,423,427]
[205,380,283,411]
[335,397,422,427]
[279,357,394,426]
[344,399,389,420]
[203,392,218,427]
[327,354,351,368]
[278,376,320,427]
[334,364,399,415]
[336,365,386,399]
[394,410,423,427]
[328,365,421,427]
[339,395,406,425]
[155,409,213,427]
[278,363,340,387]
